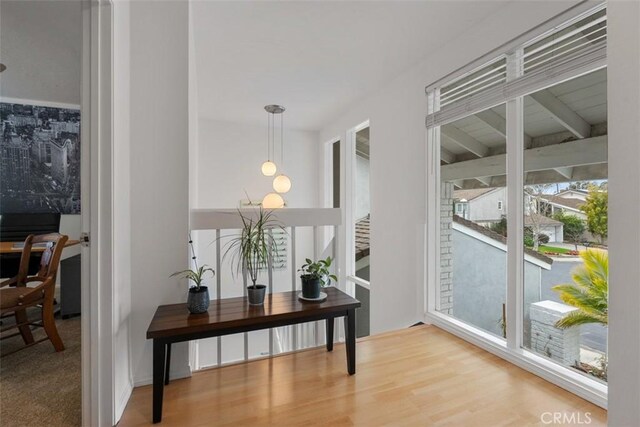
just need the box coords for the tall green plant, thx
[223,208,284,289]
[552,249,608,328]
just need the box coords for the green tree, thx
[580,186,608,243]
[488,217,507,237]
[552,249,608,328]
[553,212,586,250]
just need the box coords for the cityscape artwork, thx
[1,101,81,214]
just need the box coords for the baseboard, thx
[133,368,191,388]
[114,378,133,424]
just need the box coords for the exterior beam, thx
[442,125,489,158]
[442,136,607,182]
[530,89,591,139]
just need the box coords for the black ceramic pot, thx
[187,286,210,314]
[301,275,322,299]
[247,284,267,305]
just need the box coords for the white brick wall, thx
[440,182,454,314]
[530,300,580,366]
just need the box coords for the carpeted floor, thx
[0,308,81,427]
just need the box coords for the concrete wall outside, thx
[452,229,542,340]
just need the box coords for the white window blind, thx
[426,5,606,128]
[440,57,507,108]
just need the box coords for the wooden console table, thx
[146,287,360,423]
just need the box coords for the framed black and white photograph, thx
[0,100,81,214]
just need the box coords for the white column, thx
[608,0,640,424]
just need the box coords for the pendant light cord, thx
[280,112,284,168]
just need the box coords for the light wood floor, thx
[119,325,606,426]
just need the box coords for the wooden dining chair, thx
[0,233,69,355]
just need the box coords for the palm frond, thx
[552,249,608,328]
[555,310,607,328]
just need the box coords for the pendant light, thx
[262,192,285,209]
[272,108,291,194]
[261,106,281,177]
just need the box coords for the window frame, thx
[424,3,608,408]
[346,120,371,290]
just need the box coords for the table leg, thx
[344,309,356,375]
[164,343,172,385]
[153,339,166,423]
[326,317,334,352]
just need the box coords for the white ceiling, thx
[192,1,520,131]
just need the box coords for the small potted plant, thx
[298,257,337,299]
[223,208,283,305]
[170,235,215,314]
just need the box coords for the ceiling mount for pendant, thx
[264,105,285,114]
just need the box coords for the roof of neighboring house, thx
[557,189,589,196]
[540,195,584,211]
[524,214,564,226]
[355,215,370,261]
[453,215,553,266]
[453,188,497,201]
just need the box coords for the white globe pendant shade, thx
[273,174,292,194]
[262,192,285,209]
[261,161,277,177]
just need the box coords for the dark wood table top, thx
[147,286,360,340]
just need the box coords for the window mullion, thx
[506,49,524,350]
[426,89,440,313]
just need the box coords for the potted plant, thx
[223,208,283,305]
[170,235,215,314]
[298,257,338,299]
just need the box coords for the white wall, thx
[195,119,319,209]
[128,0,190,387]
[607,0,640,424]
[318,1,582,335]
[0,0,82,254]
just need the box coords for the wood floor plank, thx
[119,325,607,426]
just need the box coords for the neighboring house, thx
[453,187,506,224]
[539,194,587,220]
[451,215,553,342]
[524,214,564,243]
[555,189,589,201]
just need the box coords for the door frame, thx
[81,0,114,425]
[345,120,370,292]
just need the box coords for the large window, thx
[426,4,608,401]
[438,104,508,339]
[523,69,608,383]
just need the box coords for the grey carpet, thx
[0,309,81,427]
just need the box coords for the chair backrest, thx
[13,234,35,286]
[31,233,69,280]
